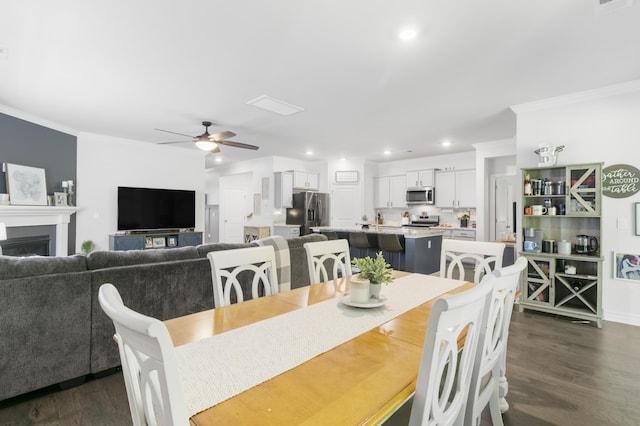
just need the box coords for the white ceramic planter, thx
[349,278,371,304]
[369,283,382,299]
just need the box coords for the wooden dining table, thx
[164,271,474,425]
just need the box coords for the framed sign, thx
[636,203,640,236]
[613,252,640,282]
[335,170,359,183]
[602,164,640,198]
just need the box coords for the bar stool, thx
[320,230,338,240]
[348,232,372,260]
[377,234,405,271]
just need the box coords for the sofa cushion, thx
[90,257,212,373]
[286,233,328,289]
[251,236,291,291]
[196,242,252,258]
[0,270,92,400]
[86,246,199,270]
[0,254,87,280]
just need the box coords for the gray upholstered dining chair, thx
[207,245,279,308]
[98,283,188,426]
[440,239,506,283]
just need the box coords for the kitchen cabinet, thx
[293,171,319,190]
[243,226,270,243]
[273,225,300,239]
[375,175,406,208]
[435,169,476,208]
[436,228,476,241]
[520,162,603,327]
[406,169,435,188]
[274,172,294,208]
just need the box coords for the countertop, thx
[311,226,446,238]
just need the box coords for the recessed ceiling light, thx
[215,157,222,163]
[442,140,451,147]
[340,157,346,161]
[398,28,417,41]
[306,150,313,155]
[384,150,391,155]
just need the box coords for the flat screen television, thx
[117,186,196,231]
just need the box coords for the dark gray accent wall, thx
[0,112,77,253]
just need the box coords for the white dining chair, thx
[465,257,527,426]
[440,239,506,283]
[303,238,352,284]
[207,245,279,308]
[409,280,492,426]
[98,283,188,426]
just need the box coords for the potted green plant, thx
[459,212,470,228]
[80,240,96,255]
[351,252,394,300]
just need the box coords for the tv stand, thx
[109,230,202,251]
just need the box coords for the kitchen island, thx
[311,225,444,275]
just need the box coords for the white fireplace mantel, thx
[0,205,78,256]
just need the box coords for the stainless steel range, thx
[404,215,440,228]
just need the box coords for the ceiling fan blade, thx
[157,140,192,145]
[210,130,236,141]
[154,128,195,138]
[218,140,260,150]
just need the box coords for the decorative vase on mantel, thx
[349,277,371,304]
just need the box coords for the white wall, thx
[513,80,640,325]
[474,139,517,241]
[76,132,206,250]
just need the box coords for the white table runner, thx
[176,274,466,417]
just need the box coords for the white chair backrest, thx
[98,283,188,426]
[303,239,352,284]
[207,245,279,308]
[440,239,506,283]
[409,280,492,426]
[465,257,527,426]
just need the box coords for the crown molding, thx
[0,103,78,136]
[510,79,640,114]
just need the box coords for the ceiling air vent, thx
[594,0,635,15]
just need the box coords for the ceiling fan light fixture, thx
[195,140,218,151]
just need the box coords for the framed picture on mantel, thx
[4,163,48,206]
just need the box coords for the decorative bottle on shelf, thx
[524,174,532,196]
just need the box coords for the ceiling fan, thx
[155,121,259,153]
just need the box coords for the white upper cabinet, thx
[435,169,476,208]
[406,169,435,188]
[274,171,294,208]
[375,175,406,208]
[292,171,319,190]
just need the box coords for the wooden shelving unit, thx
[520,162,603,327]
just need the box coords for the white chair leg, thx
[498,375,509,413]
[490,386,504,426]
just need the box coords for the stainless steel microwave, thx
[406,187,435,205]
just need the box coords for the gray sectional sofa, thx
[0,233,327,401]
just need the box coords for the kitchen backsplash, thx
[373,206,476,227]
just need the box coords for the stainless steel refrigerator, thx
[286,192,330,235]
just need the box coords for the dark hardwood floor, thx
[1,309,639,425]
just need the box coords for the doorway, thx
[331,184,360,228]
[221,187,246,243]
[490,174,517,241]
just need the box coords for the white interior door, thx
[491,174,517,240]
[221,187,246,243]
[331,184,360,227]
